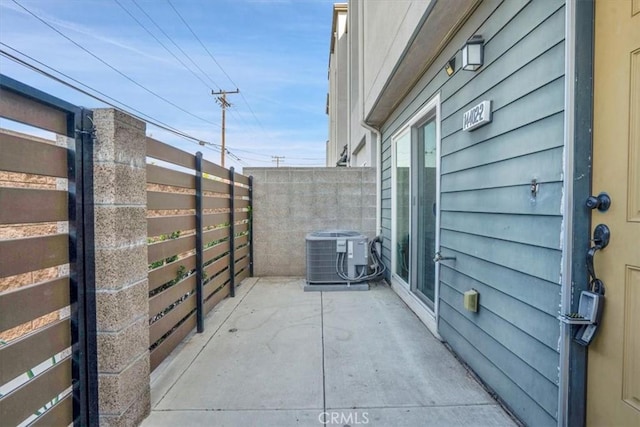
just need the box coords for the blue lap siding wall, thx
[379,1,566,425]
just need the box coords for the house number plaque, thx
[462,100,492,131]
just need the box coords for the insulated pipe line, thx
[335,236,387,283]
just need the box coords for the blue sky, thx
[0,0,335,171]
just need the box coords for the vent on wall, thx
[306,230,367,284]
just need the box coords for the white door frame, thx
[390,93,442,338]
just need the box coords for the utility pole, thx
[272,156,285,167]
[212,88,239,168]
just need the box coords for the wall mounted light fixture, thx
[462,35,484,71]
[445,57,455,76]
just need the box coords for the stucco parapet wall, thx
[247,167,374,180]
[244,167,376,277]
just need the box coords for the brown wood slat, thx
[0,234,68,278]
[0,356,71,426]
[146,137,195,169]
[202,178,229,194]
[203,213,230,228]
[236,268,250,283]
[0,276,69,331]
[203,241,230,264]
[203,196,230,210]
[0,132,67,177]
[204,254,230,278]
[0,87,68,135]
[149,275,196,318]
[234,199,250,210]
[204,282,230,314]
[234,211,249,222]
[30,392,72,427]
[235,245,250,260]
[203,226,229,245]
[148,234,195,264]
[0,188,67,224]
[204,269,230,297]
[150,293,196,345]
[148,254,196,293]
[235,173,250,185]
[234,185,249,197]
[147,214,195,237]
[147,164,195,189]
[201,159,227,180]
[235,222,249,234]
[0,318,71,384]
[147,191,195,210]
[150,312,196,372]
[235,255,249,269]
[234,235,249,247]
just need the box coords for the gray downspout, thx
[360,121,382,237]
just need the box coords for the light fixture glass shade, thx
[462,35,484,71]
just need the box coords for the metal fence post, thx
[72,108,99,426]
[195,152,204,333]
[229,167,236,297]
[248,175,254,277]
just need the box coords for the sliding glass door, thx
[392,98,440,311]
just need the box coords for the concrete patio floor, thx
[143,277,517,426]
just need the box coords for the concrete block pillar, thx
[92,109,150,426]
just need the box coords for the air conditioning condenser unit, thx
[305,230,369,291]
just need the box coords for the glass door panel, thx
[415,119,437,304]
[394,131,410,282]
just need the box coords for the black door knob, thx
[586,193,611,212]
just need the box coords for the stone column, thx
[92,109,149,426]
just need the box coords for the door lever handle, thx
[586,246,599,281]
[433,251,456,263]
[586,224,611,281]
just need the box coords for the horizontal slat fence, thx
[0,128,74,426]
[147,138,252,371]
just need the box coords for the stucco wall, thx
[245,167,376,276]
[327,7,349,166]
[362,0,433,116]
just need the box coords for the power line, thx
[0,45,264,170]
[166,0,266,133]
[222,146,324,161]
[0,45,236,160]
[3,44,323,168]
[0,44,190,140]
[0,46,259,170]
[166,0,235,87]
[112,0,213,91]
[11,0,220,128]
[129,0,222,91]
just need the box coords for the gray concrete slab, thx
[143,409,320,427]
[322,282,496,409]
[324,404,515,426]
[149,277,259,408]
[154,277,323,411]
[144,277,516,427]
